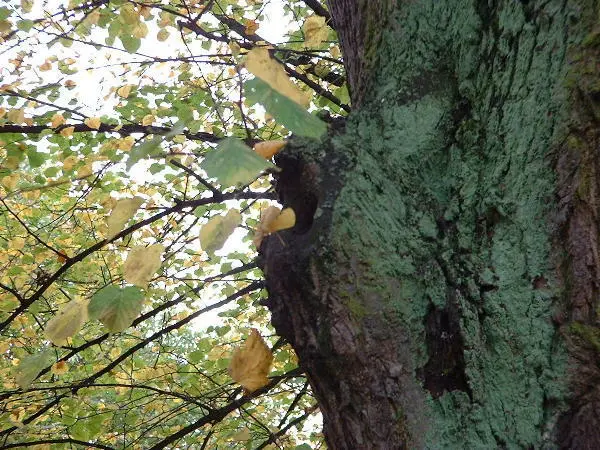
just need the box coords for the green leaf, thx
[127,122,185,169]
[27,149,45,168]
[187,350,204,364]
[0,7,11,20]
[200,138,274,188]
[71,414,104,441]
[88,285,145,332]
[120,34,141,53]
[244,78,327,139]
[13,350,53,389]
[17,19,34,32]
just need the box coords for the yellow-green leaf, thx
[245,47,309,107]
[44,299,88,346]
[13,350,53,389]
[106,197,144,240]
[123,244,164,288]
[200,209,241,255]
[303,15,328,48]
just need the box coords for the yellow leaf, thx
[62,155,78,171]
[1,173,19,190]
[331,45,341,59]
[142,114,155,126]
[85,9,100,25]
[84,117,101,130]
[8,237,25,250]
[132,21,148,38]
[7,109,25,124]
[123,244,164,288]
[118,136,135,151]
[60,126,75,137]
[77,163,93,178]
[0,107,6,118]
[245,48,310,107]
[157,29,170,42]
[253,206,295,248]
[44,300,88,346]
[39,61,52,71]
[228,329,273,393]
[268,207,296,232]
[51,360,69,375]
[119,3,139,24]
[229,41,241,57]
[9,408,25,427]
[303,15,328,48]
[244,19,259,35]
[50,113,65,128]
[64,79,77,88]
[106,196,144,240]
[21,0,33,13]
[199,209,241,254]
[254,140,286,159]
[117,85,132,98]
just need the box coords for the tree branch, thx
[0,122,221,144]
[145,368,303,450]
[303,0,332,26]
[0,282,265,439]
[0,191,266,332]
[1,438,115,450]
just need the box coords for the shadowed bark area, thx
[261,1,600,448]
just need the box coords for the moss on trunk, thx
[261,1,600,448]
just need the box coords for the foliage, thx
[0,0,348,447]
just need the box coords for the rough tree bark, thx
[260,1,600,448]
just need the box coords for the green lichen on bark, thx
[327,1,580,447]
[263,1,600,447]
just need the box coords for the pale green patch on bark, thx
[327,1,580,447]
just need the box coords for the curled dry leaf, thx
[244,19,259,35]
[228,329,273,393]
[51,360,69,375]
[253,206,296,248]
[60,126,75,137]
[254,140,286,159]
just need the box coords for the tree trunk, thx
[260,1,600,448]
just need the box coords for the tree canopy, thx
[0,0,347,448]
